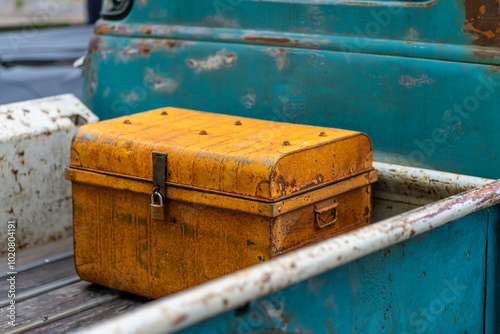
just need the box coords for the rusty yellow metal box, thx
[67,107,377,298]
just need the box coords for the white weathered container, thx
[0,94,98,253]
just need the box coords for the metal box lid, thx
[70,107,373,200]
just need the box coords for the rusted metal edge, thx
[73,163,500,334]
[336,0,437,6]
[229,0,436,6]
[92,21,500,66]
[373,162,494,205]
[66,166,376,217]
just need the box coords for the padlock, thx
[150,192,165,221]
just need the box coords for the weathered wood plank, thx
[27,294,150,333]
[0,257,76,293]
[0,281,98,331]
[0,236,73,271]
[0,279,150,332]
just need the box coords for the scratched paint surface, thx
[0,95,98,253]
[176,208,494,333]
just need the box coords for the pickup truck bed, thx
[0,237,150,333]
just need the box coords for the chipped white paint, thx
[144,67,180,94]
[267,48,287,70]
[75,163,500,334]
[240,91,256,109]
[373,162,493,206]
[0,94,98,253]
[187,50,237,73]
[399,74,435,89]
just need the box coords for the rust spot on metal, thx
[473,49,500,59]
[88,34,101,55]
[139,45,151,55]
[85,34,102,87]
[163,41,180,50]
[410,229,416,236]
[140,26,152,35]
[172,314,187,325]
[423,271,426,278]
[6,115,13,120]
[464,0,500,47]
[94,21,114,35]
[244,36,291,44]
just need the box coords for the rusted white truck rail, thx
[0,94,98,253]
[75,163,500,334]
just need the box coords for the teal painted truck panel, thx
[176,208,494,333]
[73,165,500,334]
[79,0,500,332]
[84,33,500,178]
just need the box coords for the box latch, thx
[151,152,168,221]
[314,199,338,229]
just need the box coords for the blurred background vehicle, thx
[0,25,93,104]
[0,0,96,105]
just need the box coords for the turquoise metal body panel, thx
[80,1,500,332]
[178,207,498,333]
[83,0,500,179]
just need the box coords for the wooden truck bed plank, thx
[0,238,150,333]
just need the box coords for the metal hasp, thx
[151,151,167,221]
